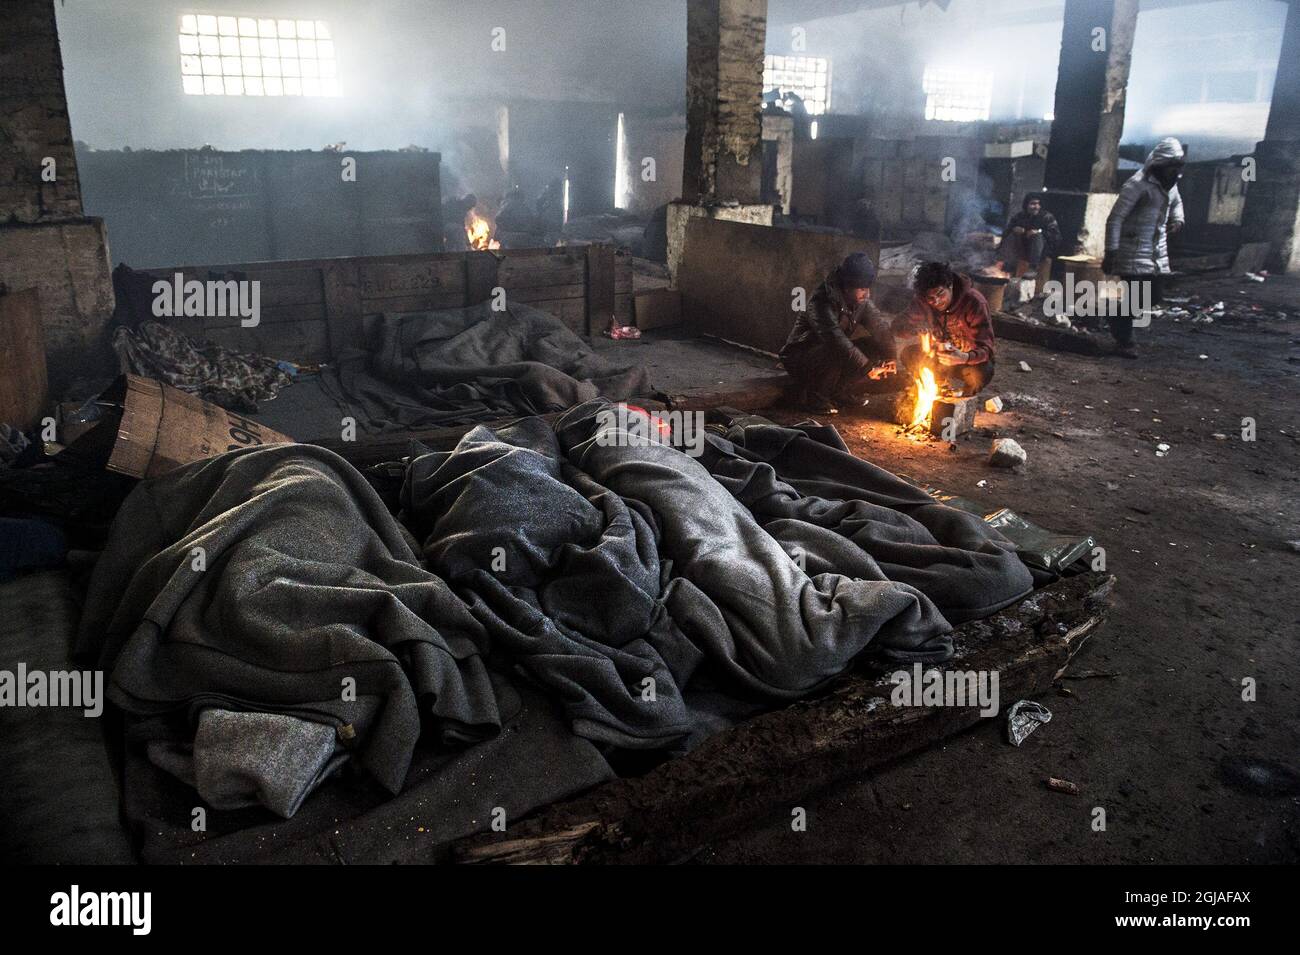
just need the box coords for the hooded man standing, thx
[1102,137,1186,358]
[780,251,898,412]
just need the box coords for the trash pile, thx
[1153,293,1298,326]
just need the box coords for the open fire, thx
[908,332,940,429]
[465,208,500,251]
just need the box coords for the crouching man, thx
[780,252,899,412]
[903,261,996,397]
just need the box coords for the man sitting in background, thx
[904,261,997,397]
[993,194,1060,278]
[780,252,898,412]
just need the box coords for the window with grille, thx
[179,14,339,97]
[922,65,992,122]
[763,55,831,115]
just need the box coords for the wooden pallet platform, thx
[450,571,1114,865]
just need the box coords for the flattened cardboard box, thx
[72,374,294,479]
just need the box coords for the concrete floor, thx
[589,323,783,396]
[658,274,1300,864]
[250,274,1300,864]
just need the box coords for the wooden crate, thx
[137,243,622,363]
[0,288,50,432]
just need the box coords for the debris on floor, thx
[990,437,1027,468]
[1007,699,1053,746]
[1046,777,1080,795]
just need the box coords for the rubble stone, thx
[984,396,1003,414]
[989,438,1027,468]
[930,396,978,439]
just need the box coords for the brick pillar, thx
[682,0,767,204]
[1040,0,1139,258]
[0,0,84,223]
[0,0,115,391]
[1241,0,1300,273]
[670,0,774,284]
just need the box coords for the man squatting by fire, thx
[780,253,996,412]
[780,252,896,412]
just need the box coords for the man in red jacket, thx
[903,261,997,397]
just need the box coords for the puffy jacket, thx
[906,272,996,366]
[1105,138,1186,275]
[780,265,896,375]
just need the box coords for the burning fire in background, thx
[909,332,939,429]
[465,208,500,251]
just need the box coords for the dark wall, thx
[678,217,879,354]
[78,149,441,268]
[509,103,618,218]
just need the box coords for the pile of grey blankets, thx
[75,400,1033,854]
[318,303,655,430]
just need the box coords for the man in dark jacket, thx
[780,252,898,411]
[904,261,997,396]
[993,194,1061,276]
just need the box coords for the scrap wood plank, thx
[991,314,1107,356]
[668,374,788,412]
[449,571,1115,865]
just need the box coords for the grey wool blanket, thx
[77,399,1032,838]
[319,303,654,432]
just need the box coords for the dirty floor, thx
[678,273,1300,864]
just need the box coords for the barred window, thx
[179,14,339,97]
[922,65,992,122]
[763,55,831,115]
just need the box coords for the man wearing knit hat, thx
[780,251,898,412]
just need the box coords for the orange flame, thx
[909,332,938,429]
[465,209,500,251]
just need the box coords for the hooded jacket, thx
[1105,137,1186,275]
[907,272,996,366]
[780,265,896,375]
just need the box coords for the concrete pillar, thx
[0,0,115,390]
[683,0,768,204]
[761,113,794,214]
[671,0,773,284]
[1041,0,1139,258]
[1241,0,1300,273]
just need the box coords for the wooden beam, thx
[585,244,616,337]
[668,374,788,412]
[0,288,50,431]
[991,313,1107,356]
[322,261,364,360]
[449,571,1115,865]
